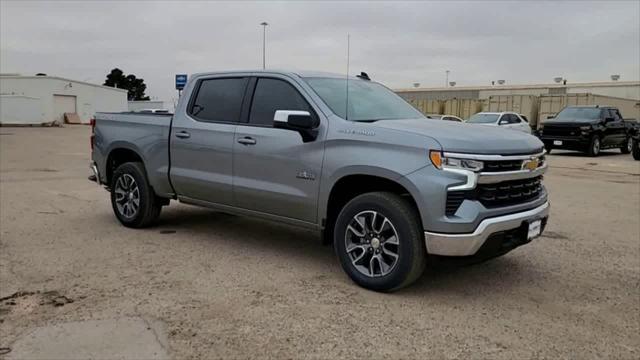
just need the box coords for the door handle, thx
[237,137,257,145]
[175,131,191,139]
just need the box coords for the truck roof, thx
[565,105,615,109]
[190,69,362,80]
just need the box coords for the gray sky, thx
[2,1,639,102]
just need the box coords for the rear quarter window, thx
[189,77,248,122]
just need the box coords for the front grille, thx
[482,160,523,172]
[478,176,543,208]
[445,176,543,215]
[543,126,580,137]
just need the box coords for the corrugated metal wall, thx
[407,99,443,114]
[444,99,484,119]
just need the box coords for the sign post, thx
[175,74,188,96]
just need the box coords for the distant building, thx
[0,74,127,125]
[395,80,640,101]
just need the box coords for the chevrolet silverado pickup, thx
[540,105,637,156]
[90,70,549,291]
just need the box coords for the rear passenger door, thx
[170,76,250,205]
[233,76,324,223]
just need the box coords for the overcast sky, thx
[1,1,639,102]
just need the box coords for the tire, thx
[620,137,632,154]
[587,135,601,157]
[544,144,552,154]
[333,192,426,292]
[633,139,640,161]
[110,162,162,228]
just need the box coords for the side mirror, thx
[546,115,556,119]
[498,119,508,125]
[604,117,615,123]
[273,110,319,142]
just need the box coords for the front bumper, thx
[425,201,549,256]
[540,136,590,150]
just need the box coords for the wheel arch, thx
[105,144,146,186]
[321,170,423,245]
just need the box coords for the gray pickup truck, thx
[90,70,549,291]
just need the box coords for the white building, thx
[0,74,128,125]
[396,80,640,101]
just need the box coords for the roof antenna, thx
[345,34,350,121]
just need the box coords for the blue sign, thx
[175,74,188,90]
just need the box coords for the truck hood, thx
[544,119,599,126]
[370,118,543,155]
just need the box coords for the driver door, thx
[232,77,324,223]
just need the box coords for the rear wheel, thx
[587,135,601,157]
[110,162,162,228]
[632,138,640,160]
[620,137,632,154]
[334,192,426,292]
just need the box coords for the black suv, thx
[540,106,634,157]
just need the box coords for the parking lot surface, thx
[1,126,639,359]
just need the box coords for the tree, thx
[103,68,150,101]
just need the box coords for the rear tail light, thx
[90,117,95,150]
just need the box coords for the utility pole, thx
[260,22,268,69]
[445,70,450,88]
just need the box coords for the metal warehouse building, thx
[0,74,128,125]
[395,81,640,101]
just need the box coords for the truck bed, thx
[93,112,174,197]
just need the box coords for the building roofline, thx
[0,75,129,93]
[394,80,640,92]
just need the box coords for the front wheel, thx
[621,137,632,154]
[334,192,426,292]
[587,135,601,157]
[110,162,162,228]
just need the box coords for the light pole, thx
[445,70,450,87]
[260,22,268,69]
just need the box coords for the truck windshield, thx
[303,77,424,121]
[467,113,499,124]
[555,108,602,120]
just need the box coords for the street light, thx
[260,22,268,69]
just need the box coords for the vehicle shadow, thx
[151,205,335,267]
[142,205,533,295]
[548,150,623,157]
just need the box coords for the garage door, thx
[53,95,76,123]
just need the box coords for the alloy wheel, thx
[114,174,140,218]
[344,210,399,278]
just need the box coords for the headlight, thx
[430,151,483,172]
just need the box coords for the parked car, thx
[539,105,635,156]
[466,112,532,134]
[426,114,463,122]
[90,70,549,292]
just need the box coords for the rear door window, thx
[248,78,312,126]
[189,77,248,122]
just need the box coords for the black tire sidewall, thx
[621,137,632,154]
[110,162,156,228]
[633,139,640,160]
[588,135,600,157]
[334,193,424,292]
